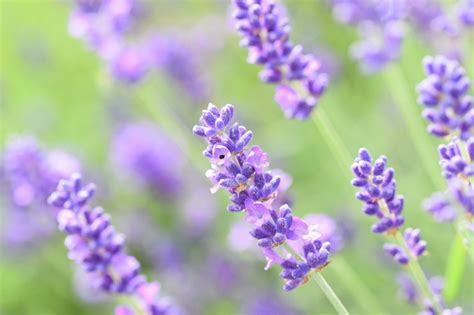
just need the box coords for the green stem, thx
[382,65,444,190]
[312,273,350,315]
[282,244,350,314]
[330,257,389,315]
[311,108,353,177]
[444,234,467,302]
[394,232,444,314]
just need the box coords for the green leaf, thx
[443,234,466,302]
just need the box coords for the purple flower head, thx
[232,0,329,120]
[194,103,332,291]
[383,243,409,265]
[250,204,308,248]
[303,214,345,252]
[330,0,406,72]
[1,136,80,250]
[279,240,331,291]
[423,192,457,223]
[416,55,474,140]
[149,35,209,101]
[404,228,427,258]
[111,122,183,197]
[350,20,405,73]
[438,137,474,180]
[449,178,474,217]
[351,148,405,235]
[458,0,474,27]
[110,46,149,83]
[352,148,430,266]
[48,173,179,314]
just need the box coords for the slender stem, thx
[330,257,389,315]
[311,108,353,178]
[312,273,350,315]
[394,232,444,314]
[282,243,350,315]
[382,65,444,190]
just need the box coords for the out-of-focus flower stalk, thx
[383,64,445,190]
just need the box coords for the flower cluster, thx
[47,173,179,315]
[69,0,211,99]
[352,148,427,265]
[1,136,80,249]
[351,148,404,234]
[111,122,183,197]
[232,0,329,120]
[193,103,331,291]
[329,1,472,73]
[416,55,473,140]
[438,138,474,179]
[329,0,406,72]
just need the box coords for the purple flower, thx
[193,103,332,291]
[232,0,329,120]
[352,148,429,265]
[350,20,405,73]
[438,137,474,179]
[243,293,302,315]
[397,272,418,304]
[48,173,179,315]
[423,192,457,222]
[351,148,405,235]
[404,228,427,258]
[458,0,474,27]
[303,214,345,252]
[1,136,80,250]
[383,243,409,265]
[329,0,406,72]
[149,35,209,101]
[279,239,331,291]
[425,137,473,222]
[110,46,149,83]
[396,273,463,314]
[416,55,474,140]
[111,122,183,197]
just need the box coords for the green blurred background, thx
[0,0,473,314]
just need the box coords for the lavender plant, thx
[416,55,474,258]
[351,148,462,314]
[193,103,348,314]
[416,55,473,140]
[232,0,329,120]
[47,173,179,315]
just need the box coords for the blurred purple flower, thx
[1,136,80,250]
[243,293,302,315]
[458,0,474,27]
[111,122,183,197]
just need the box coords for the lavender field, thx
[0,0,473,314]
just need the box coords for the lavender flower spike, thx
[352,148,428,265]
[193,103,332,291]
[232,0,329,120]
[48,173,179,315]
[351,148,405,235]
[416,55,474,140]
